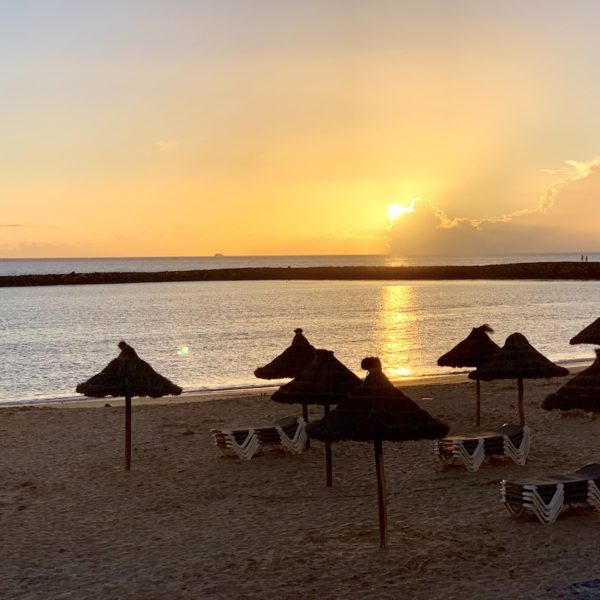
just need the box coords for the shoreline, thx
[0,362,588,410]
[2,261,600,287]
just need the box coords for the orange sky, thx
[2,1,600,257]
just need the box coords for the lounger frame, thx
[434,425,530,472]
[501,464,600,524]
[211,417,307,460]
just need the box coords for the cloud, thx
[389,159,600,255]
[502,158,600,220]
[0,223,24,227]
[155,140,179,151]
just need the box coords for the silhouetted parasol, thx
[469,332,568,425]
[542,349,600,413]
[308,357,448,548]
[437,324,500,425]
[570,317,600,346]
[76,341,182,470]
[272,349,361,486]
[255,328,316,444]
[254,328,315,379]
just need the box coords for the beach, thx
[2,373,599,599]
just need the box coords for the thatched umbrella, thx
[254,328,315,380]
[469,332,568,426]
[437,324,500,425]
[255,328,316,440]
[272,349,361,486]
[76,341,182,470]
[308,357,449,548]
[542,349,600,413]
[570,317,600,345]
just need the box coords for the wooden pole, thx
[476,379,481,426]
[125,396,132,471]
[517,376,525,426]
[374,439,387,549]
[324,403,332,487]
[302,403,310,449]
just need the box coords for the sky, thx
[2,0,600,258]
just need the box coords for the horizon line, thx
[1,251,600,261]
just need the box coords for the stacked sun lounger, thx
[211,416,307,460]
[434,424,530,472]
[210,427,259,460]
[501,463,600,524]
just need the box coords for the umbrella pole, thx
[324,403,332,487]
[476,379,481,426]
[517,377,525,426]
[302,403,310,449]
[374,439,387,549]
[125,396,132,471]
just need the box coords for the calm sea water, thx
[0,265,598,404]
[1,252,599,276]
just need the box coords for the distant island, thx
[1,262,600,287]
[214,253,224,257]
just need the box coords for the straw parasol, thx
[254,328,315,380]
[437,324,500,425]
[76,341,182,470]
[542,349,600,413]
[308,357,448,548]
[469,332,568,425]
[272,349,361,486]
[570,317,600,345]
[255,328,316,443]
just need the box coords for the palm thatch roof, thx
[254,328,315,380]
[271,349,361,406]
[308,357,449,442]
[437,324,500,368]
[570,317,600,345]
[542,349,600,412]
[76,341,182,399]
[469,332,568,381]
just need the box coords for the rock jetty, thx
[2,262,600,288]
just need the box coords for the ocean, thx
[0,254,598,404]
[2,252,599,276]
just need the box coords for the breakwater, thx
[1,262,600,287]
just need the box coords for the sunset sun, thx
[387,201,416,225]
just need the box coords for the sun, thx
[387,201,415,225]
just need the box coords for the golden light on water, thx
[388,366,414,378]
[387,201,416,225]
[375,284,418,380]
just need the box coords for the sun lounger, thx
[255,416,308,454]
[434,424,530,472]
[501,463,600,524]
[211,416,307,459]
[210,427,260,460]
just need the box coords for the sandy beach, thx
[2,373,600,599]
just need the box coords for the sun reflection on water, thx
[375,284,420,380]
